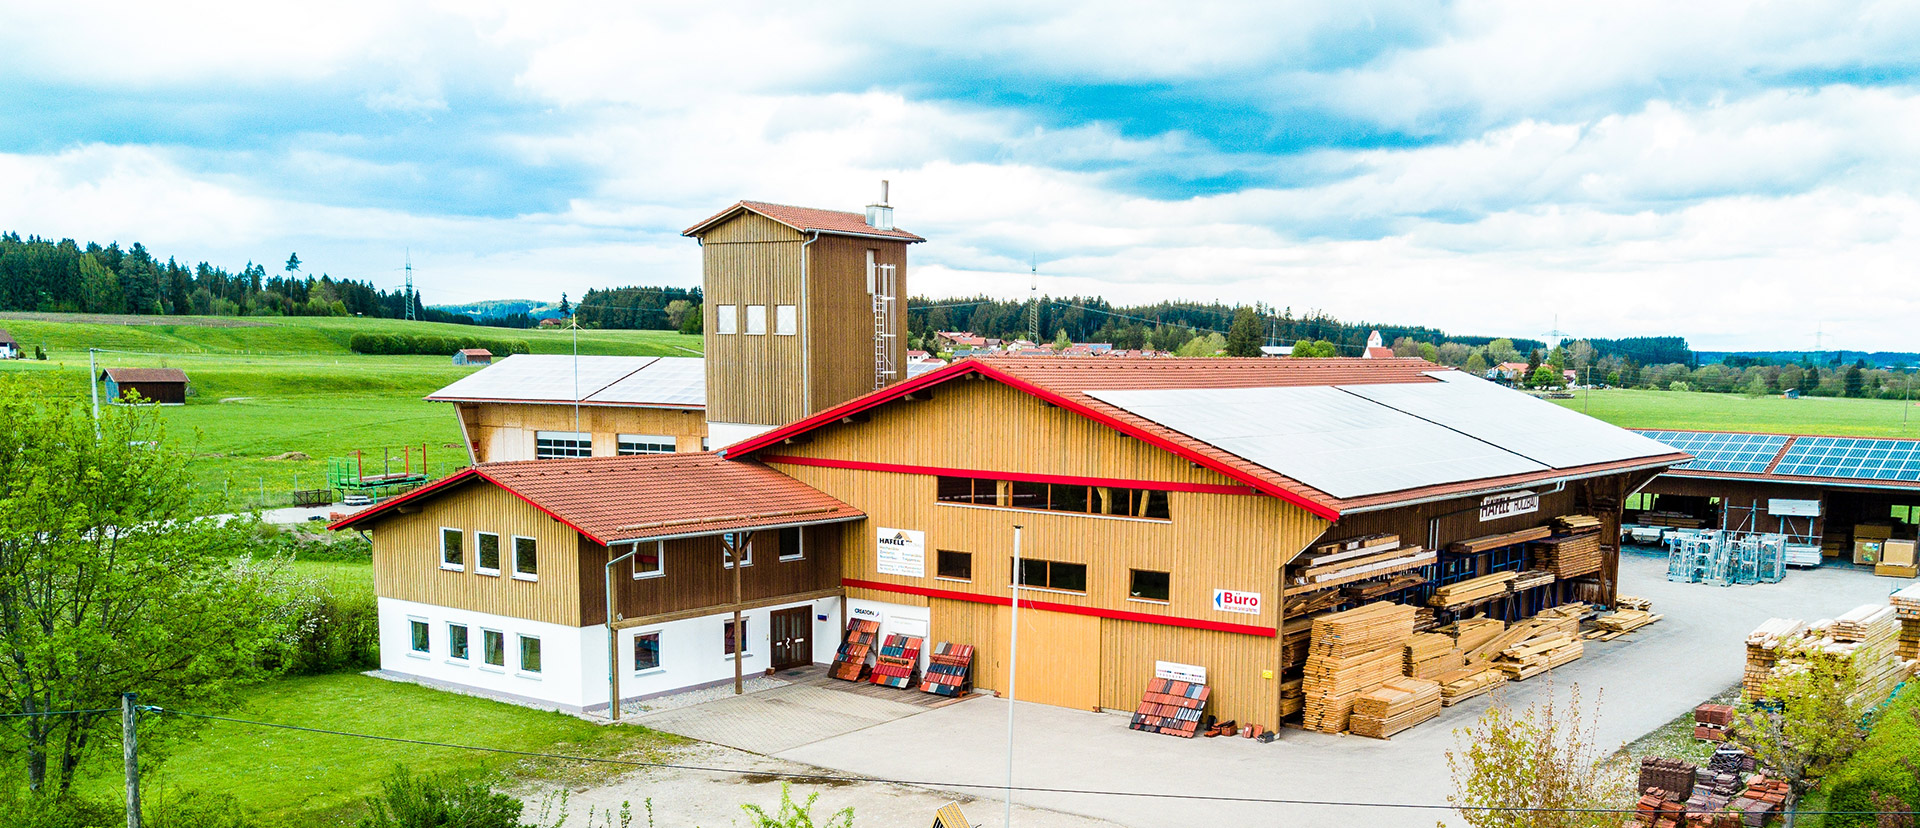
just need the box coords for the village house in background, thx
[452,348,493,366]
[0,328,18,359]
[97,367,188,405]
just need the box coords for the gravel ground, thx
[621,677,791,717]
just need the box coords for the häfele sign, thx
[874,528,926,577]
[1479,490,1539,522]
[1212,589,1262,615]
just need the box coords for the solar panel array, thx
[1632,430,1789,474]
[1773,436,1920,481]
[586,357,705,407]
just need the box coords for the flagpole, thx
[1005,523,1022,828]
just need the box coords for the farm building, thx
[426,355,707,463]
[0,328,18,359]
[97,367,188,405]
[345,192,1686,728]
[1632,429,1920,569]
[453,348,493,365]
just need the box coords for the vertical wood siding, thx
[1099,618,1279,726]
[1009,609,1101,710]
[930,597,1002,690]
[701,212,806,426]
[466,402,708,463]
[806,235,909,408]
[369,483,583,627]
[578,525,842,625]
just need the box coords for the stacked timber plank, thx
[1301,602,1416,733]
[1532,532,1604,578]
[1428,571,1517,609]
[1744,604,1914,707]
[1495,634,1583,680]
[1742,618,1805,701]
[1616,595,1653,612]
[1509,569,1555,592]
[1431,614,1586,700]
[1895,582,1920,660]
[1554,514,1603,533]
[1594,609,1661,636]
[1278,677,1303,718]
[1449,525,1553,555]
[1448,618,1505,652]
[1404,632,1464,679]
[1286,535,1434,594]
[1349,677,1442,739]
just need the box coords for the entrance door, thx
[770,606,813,671]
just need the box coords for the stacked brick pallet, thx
[1301,602,1416,733]
[1129,677,1209,738]
[830,619,880,681]
[1896,582,1920,660]
[1692,703,1733,742]
[868,634,923,688]
[919,642,973,697]
[1630,753,1792,828]
[1348,677,1441,739]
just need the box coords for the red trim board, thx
[759,454,1260,496]
[842,578,1277,638]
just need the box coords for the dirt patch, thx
[0,311,269,327]
[220,397,252,403]
[262,451,313,462]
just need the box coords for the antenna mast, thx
[404,250,417,322]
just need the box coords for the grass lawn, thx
[101,673,681,825]
[1550,388,1920,438]
[0,312,704,357]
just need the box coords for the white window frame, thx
[774,304,797,336]
[629,541,665,579]
[744,304,767,336]
[480,628,506,671]
[617,434,676,456]
[517,633,543,678]
[778,527,804,562]
[447,622,471,664]
[474,532,501,576]
[439,527,464,572]
[715,304,737,334]
[407,617,431,658]
[723,617,752,660]
[723,534,753,569]
[632,630,664,675]
[534,431,592,460]
[512,535,538,582]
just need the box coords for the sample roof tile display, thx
[332,453,863,545]
[425,355,705,409]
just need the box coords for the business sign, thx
[1480,490,1539,522]
[875,528,926,577]
[851,605,885,621]
[1212,589,1262,615]
[1769,499,1822,517]
[1154,660,1207,683]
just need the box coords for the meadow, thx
[1548,388,1920,438]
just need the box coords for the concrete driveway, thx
[773,551,1905,828]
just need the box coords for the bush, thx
[277,589,379,675]
[146,790,260,828]
[348,332,531,357]
[0,788,120,828]
[1820,685,1920,828]
[356,766,525,828]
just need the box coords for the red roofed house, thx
[453,348,493,366]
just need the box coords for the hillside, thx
[0,312,702,357]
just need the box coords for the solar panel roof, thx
[1341,372,1679,469]
[1631,430,1789,474]
[583,357,705,407]
[427,355,706,408]
[1773,436,1920,481]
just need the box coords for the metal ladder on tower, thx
[871,262,897,390]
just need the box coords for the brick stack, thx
[1638,757,1698,802]
[1726,777,1791,826]
[1693,703,1733,741]
[1301,602,1416,733]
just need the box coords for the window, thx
[1013,558,1087,593]
[724,618,750,657]
[716,304,738,334]
[617,434,675,456]
[409,619,430,655]
[448,624,470,661]
[723,534,752,569]
[936,475,1172,520]
[629,541,664,579]
[482,630,505,668]
[774,305,797,336]
[701,437,711,451]
[535,431,592,459]
[513,536,538,580]
[937,549,973,581]
[1129,569,1171,602]
[476,532,501,574]
[519,635,542,674]
[778,527,803,562]
[634,632,661,672]
[440,528,464,570]
[744,304,767,336]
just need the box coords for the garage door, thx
[1003,607,1100,711]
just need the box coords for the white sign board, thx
[875,528,926,577]
[1480,490,1540,522]
[1155,660,1207,683]
[1769,499,1822,517]
[852,605,885,622]
[1212,589,1262,615]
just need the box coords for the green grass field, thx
[0,313,703,512]
[1550,388,1920,438]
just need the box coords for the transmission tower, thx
[1026,258,1039,344]
[404,250,416,321]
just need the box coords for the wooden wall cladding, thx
[1100,617,1280,728]
[806,234,909,411]
[578,525,843,626]
[370,482,583,627]
[467,402,708,462]
[701,211,807,426]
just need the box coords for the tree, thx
[1525,348,1543,378]
[77,254,125,314]
[1053,328,1071,350]
[1175,332,1226,357]
[1438,342,1472,366]
[284,252,301,274]
[559,292,572,318]
[1443,685,1629,828]
[1224,308,1263,357]
[1734,659,1869,823]
[1465,352,1489,375]
[1845,363,1866,398]
[0,385,297,792]
[679,307,702,335]
[1744,371,1771,397]
[1529,365,1560,388]
[1418,342,1440,363]
[1486,338,1520,367]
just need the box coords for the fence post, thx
[123,692,140,828]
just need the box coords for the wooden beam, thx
[610,586,845,631]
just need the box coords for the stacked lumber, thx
[1742,617,1806,701]
[1745,605,1911,707]
[1532,532,1604,578]
[1286,543,1433,593]
[1832,603,1897,642]
[1449,526,1552,554]
[1280,616,1313,671]
[1596,609,1660,634]
[1438,667,1506,706]
[1616,595,1653,612]
[1447,618,1506,653]
[1344,573,1428,602]
[1428,571,1517,608]
[1533,604,1587,635]
[1495,633,1584,680]
[1554,514,1602,533]
[1412,607,1439,633]
[1348,677,1442,739]
[1404,632,1462,679]
[1509,569,1555,592]
[1283,588,1347,618]
[1300,602,1416,733]
[1894,583,1920,660]
[1278,677,1303,718]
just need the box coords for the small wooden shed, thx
[453,349,493,366]
[98,367,189,405]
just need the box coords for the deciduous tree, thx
[1443,685,1629,828]
[1734,659,1868,824]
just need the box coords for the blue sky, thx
[3,2,1919,350]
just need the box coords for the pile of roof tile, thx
[1301,602,1415,733]
[1348,677,1441,739]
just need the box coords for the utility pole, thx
[123,692,140,828]
[89,347,101,439]
[1005,524,1022,828]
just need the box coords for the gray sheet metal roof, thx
[1088,386,1548,499]
[1341,372,1678,469]
[426,355,706,408]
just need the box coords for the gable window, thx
[744,305,767,336]
[409,619,430,655]
[1129,569,1171,603]
[938,475,1171,520]
[475,532,501,575]
[440,528,464,570]
[937,549,972,581]
[618,434,675,456]
[448,624,470,661]
[629,541,665,579]
[634,632,662,672]
[724,618,750,657]
[535,431,592,459]
[778,527,803,562]
[518,635,542,675]
[513,536,538,580]
[716,304,738,334]
[1013,558,1087,593]
[482,630,505,668]
[774,305,797,336]
[723,534,753,569]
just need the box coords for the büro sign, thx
[1479,490,1539,522]
[1212,589,1262,615]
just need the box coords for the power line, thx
[141,706,1913,817]
[0,707,119,719]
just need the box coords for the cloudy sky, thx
[3,2,1917,350]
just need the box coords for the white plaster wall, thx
[379,596,596,709]
[705,421,776,448]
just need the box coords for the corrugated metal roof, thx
[425,354,706,409]
[1341,372,1681,469]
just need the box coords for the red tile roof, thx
[100,367,188,383]
[683,200,925,242]
[726,357,1687,519]
[331,453,864,545]
[457,348,492,357]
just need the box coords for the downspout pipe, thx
[604,543,643,721]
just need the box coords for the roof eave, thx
[1336,455,1692,515]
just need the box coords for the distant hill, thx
[1696,350,1920,368]
[429,299,562,323]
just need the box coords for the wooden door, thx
[770,606,813,670]
[999,607,1101,711]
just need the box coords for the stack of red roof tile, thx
[830,619,879,682]
[1129,678,1208,738]
[919,642,973,697]
[868,634,923,689]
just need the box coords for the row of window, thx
[931,549,1171,602]
[441,528,538,579]
[628,618,753,673]
[614,528,806,580]
[713,304,797,337]
[409,619,542,675]
[535,431,680,461]
[935,476,1172,521]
